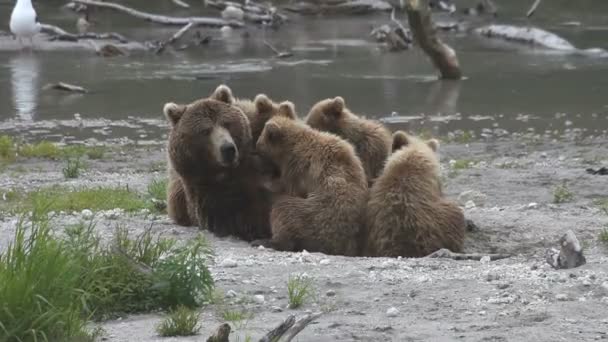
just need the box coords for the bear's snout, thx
[220,143,238,165]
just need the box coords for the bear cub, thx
[255,113,368,256]
[365,131,466,257]
[305,96,391,185]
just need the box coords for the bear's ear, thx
[392,131,410,152]
[427,138,440,152]
[254,94,274,113]
[277,101,297,120]
[211,84,234,104]
[264,121,284,143]
[163,102,186,126]
[331,96,345,113]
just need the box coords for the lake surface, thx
[0,0,607,142]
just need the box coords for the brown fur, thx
[305,96,392,185]
[256,115,368,256]
[365,131,465,257]
[164,95,272,241]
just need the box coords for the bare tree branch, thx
[526,0,542,18]
[171,0,191,8]
[155,22,195,54]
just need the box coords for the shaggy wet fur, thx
[365,131,465,257]
[305,96,391,185]
[164,94,272,241]
[256,115,368,256]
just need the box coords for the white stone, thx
[253,295,265,304]
[465,200,476,209]
[319,258,330,265]
[556,294,569,301]
[221,5,244,21]
[225,290,237,298]
[527,202,539,209]
[220,258,238,268]
[81,209,93,219]
[386,307,399,317]
[480,256,491,264]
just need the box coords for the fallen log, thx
[154,22,195,54]
[283,0,392,15]
[71,0,243,27]
[263,39,293,58]
[406,0,462,80]
[426,248,511,261]
[40,23,129,43]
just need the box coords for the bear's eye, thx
[200,127,212,136]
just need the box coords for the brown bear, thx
[305,96,392,185]
[365,131,466,257]
[255,114,368,256]
[163,95,272,241]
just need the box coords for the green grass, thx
[0,135,107,162]
[148,178,168,201]
[0,211,215,341]
[599,229,608,244]
[553,182,574,204]
[221,308,252,322]
[450,159,476,170]
[156,306,201,337]
[287,274,314,309]
[63,157,86,179]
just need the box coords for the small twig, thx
[526,0,542,18]
[426,248,511,261]
[263,39,293,58]
[171,0,190,8]
[43,82,89,94]
[40,23,129,43]
[284,312,322,342]
[155,22,195,54]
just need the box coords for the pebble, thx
[271,305,283,313]
[556,294,569,301]
[81,209,93,219]
[225,290,237,298]
[465,200,476,209]
[386,307,399,317]
[257,245,265,250]
[601,282,608,292]
[326,290,336,297]
[319,258,330,265]
[253,295,265,304]
[373,325,393,332]
[480,256,491,264]
[527,202,539,209]
[220,258,238,268]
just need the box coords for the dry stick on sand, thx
[43,82,89,94]
[405,0,462,80]
[258,312,322,342]
[154,22,195,54]
[426,248,511,261]
[72,0,243,27]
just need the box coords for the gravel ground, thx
[1,133,607,342]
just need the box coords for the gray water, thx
[1,0,607,142]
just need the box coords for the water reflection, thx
[426,80,462,115]
[9,54,40,121]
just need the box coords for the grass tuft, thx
[0,135,16,161]
[599,229,608,244]
[287,274,314,309]
[63,157,85,179]
[156,305,201,337]
[148,178,168,202]
[553,182,574,204]
[221,308,252,322]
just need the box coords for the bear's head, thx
[255,107,298,162]
[305,96,347,132]
[392,131,439,154]
[163,98,252,177]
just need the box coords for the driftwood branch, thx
[284,312,323,342]
[43,82,89,94]
[263,40,293,58]
[258,312,322,342]
[426,248,511,261]
[72,0,243,27]
[205,0,288,24]
[526,0,542,18]
[154,22,195,54]
[171,0,191,8]
[40,23,129,43]
[405,0,462,80]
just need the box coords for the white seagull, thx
[10,0,41,50]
